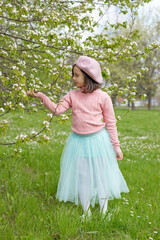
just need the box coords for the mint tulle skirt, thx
[56,128,129,207]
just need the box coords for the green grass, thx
[0,109,160,240]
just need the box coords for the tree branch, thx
[0,31,83,55]
[0,15,41,23]
[0,109,10,117]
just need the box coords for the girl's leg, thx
[78,158,91,215]
[95,165,108,214]
[99,197,108,214]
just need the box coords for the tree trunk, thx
[111,95,117,106]
[131,102,135,111]
[148,90,152,110]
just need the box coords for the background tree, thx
[0,0,159,153]
[135,14,160,110]
[103,9,160,110]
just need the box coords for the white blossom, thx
[106,69,110,76]
[19,103,25,108]
[12,66,18,70]
[144,67,149,71]
[31,130,37,135]
[43,121,50,127]
[21,90,27,97]
[43,134,50,140]
[37,8,43,13]
[117,116,121,121]
[14,148,22,153]
[3,120,8,124]
[137,72,142,77]
[45,50,51,54]
[131,41,137,46]
[132,78,137,82]
[56,83,61,89]
[18,60,26,67]
[0,107,5,112]
[21,14,27,18]
[1,50,8,56]
[127,46,133,50]
[20,70,25,76]
[12,42,17,49]
[47,113,53,118]
[42,59,50,63]
[48,30,56,35]
[4,102,12,107]
[40,38,48,45]
[6,3,13,7]
[61,114,69,120]
[15,134,27,140]
[22,5,28,11]
[13,83,19,88]
[30,74,34,78]
[141,67,149,72]
[42,16,49,21]
[31,68,37,72]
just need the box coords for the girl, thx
[27,56,129,217]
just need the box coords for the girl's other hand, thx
[26,90,38,98]
[116,151,123,161]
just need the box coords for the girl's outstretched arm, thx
[27,91,71,115]
[27,90,38,98]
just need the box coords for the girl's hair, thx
[72,64,101,93]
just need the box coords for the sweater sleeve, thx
[102,93,121,154]
[36,92,71,115]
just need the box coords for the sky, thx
[138,0,160,20]
[140,0,160,10]
[105,0,160,24]
[83,0,160,41]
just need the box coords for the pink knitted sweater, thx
[37,89,121,153]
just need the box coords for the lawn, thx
[0,109,160,240]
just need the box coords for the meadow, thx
[0,109,160,240]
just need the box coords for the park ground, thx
[0,109,160,240]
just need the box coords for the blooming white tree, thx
[0,0,159,151]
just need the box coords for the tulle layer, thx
[56,128,129,207]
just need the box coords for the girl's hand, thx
[26,90,38,98]
[116,151,123,161]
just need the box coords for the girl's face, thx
[73,65,85,88]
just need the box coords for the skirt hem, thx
[56,128,129,207]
